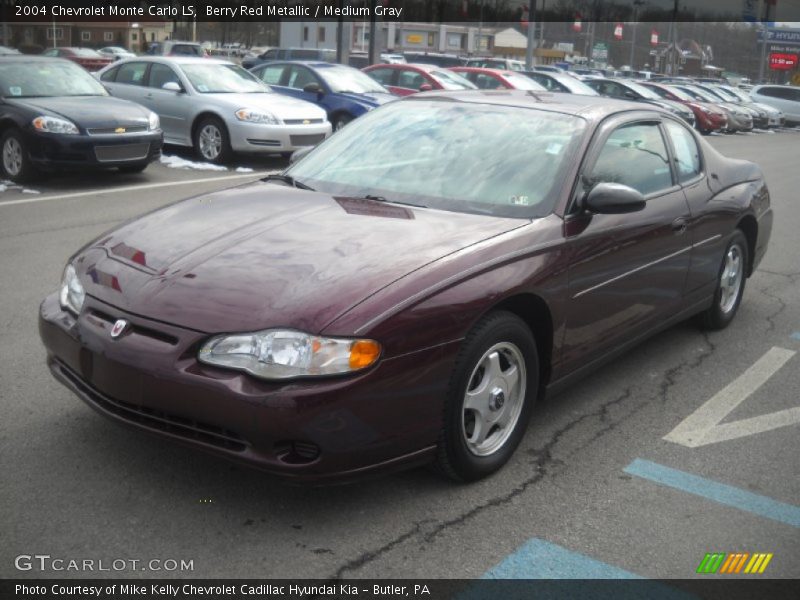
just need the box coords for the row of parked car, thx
[0,49,798,184]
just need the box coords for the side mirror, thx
[162,81,183,93]
[289,146,314,163]
[623,90,639,99]
[583,182,646,214]
[303,82,322,95]
[419,83,433,92]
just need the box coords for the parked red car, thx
[363,63,476,96]
[449,67,546,91]
[41,47,113,72]
[639,81,727,135]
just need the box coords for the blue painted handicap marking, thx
[625,459,800,528]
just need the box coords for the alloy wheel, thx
[198,124,222,160]
[719,244,744,314]
[2,137,23,177]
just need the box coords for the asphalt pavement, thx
[1,133,798,582]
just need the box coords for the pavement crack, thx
[758,284,787,332]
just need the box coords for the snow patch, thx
[160,154,228,171]
[235,167,254,173]
[0,179,40,195]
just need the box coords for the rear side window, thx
[115,62,148,86]
[171,45,202,56]
[589,122,673,195]
[665,121,701,182]
[100,66,119,82]
[291,49,319,60]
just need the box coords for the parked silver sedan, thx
[96,57,331,163]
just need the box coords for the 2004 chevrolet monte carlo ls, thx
[39,91,772,483]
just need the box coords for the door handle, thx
[672,217,688,235]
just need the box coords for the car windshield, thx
[684,86,718,102]
[503,73,546,91]
[0,60,107,98]
[656,85,692,101]
[181,63,269,93]
[430,69,477,90]
[317,65,387,94]
[623,81,662,100]
[287,100,586,218]
[554,75,598,95]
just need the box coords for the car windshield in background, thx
[658,85,692,101]
[317,66,387,94]
[0,60,107,98]
[181,64,269,93]
[287,100,585,218]
[624,81,662,100]
[503,73,546,91]
[430,69,477,90]
[557,76,598,95]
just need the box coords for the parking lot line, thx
[624,459,800,528]
[483,538,642,579]
[0,172,265,208]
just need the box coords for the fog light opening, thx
[274,440,321,464]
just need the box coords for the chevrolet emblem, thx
[303,119,310,125]
[115,127,126,134]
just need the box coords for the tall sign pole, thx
[525,0,536,69]
[758,0,772,83]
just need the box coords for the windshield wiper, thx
[263,174,315,191]
[362,194,427,209]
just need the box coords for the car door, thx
[561,117,692,371]
[276,64,330,110]
[142,62,191,144]
[102,61,150,104]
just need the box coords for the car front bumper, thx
[25,129,162,170]
[39,294,449,483]
[226,120,332,154]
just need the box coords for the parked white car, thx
[750,85,800,126]
[97,57,331,163]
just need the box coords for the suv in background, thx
[146,41,206,57]
[750,85,800,125]
[242,47,337,69]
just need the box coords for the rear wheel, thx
[699,230,748,330]
[193,116,232,164]
[1,129,37,183]
[332,113,353,132]
[434,311,539,482]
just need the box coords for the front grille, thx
[57,361,247,452]
[94,143,149,163]
[283,118,324,125]
[245,139,281,147]
[87,309,178,346]
[88,126,148,135]
[290,133,326,146]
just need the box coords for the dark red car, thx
[362,63,476,96]
[640,81,728,135]
[41,47,113,72]
[40,92,772,483]
[449,66,546,91]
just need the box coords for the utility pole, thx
[629,0,644,69]
[757,0,772,83]
[525,0,536,69]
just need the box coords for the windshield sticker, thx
[9,86,21,96]
[545,142,562,155]
[509,195,531,206]
[196,84,209,92]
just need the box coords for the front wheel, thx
[193,116,232,164]
[699,230,749,330]
[434,311,539,482]
[1,129,37,183]
[332,114,353,132]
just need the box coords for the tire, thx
[699,230,749,330]
[1,128,37,183]
[193,116,232,164]
[433,311,539,482]
[118,163,148,174]
[332,113,353,132]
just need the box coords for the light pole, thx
[629,0,644,69]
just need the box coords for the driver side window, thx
[287,66,319,90]
[587,123,673,196]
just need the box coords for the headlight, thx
[59,264,85,315]
[235,108,280,125]
[32,115,79,135]
[198,329,382,380]
[148,111,160,130]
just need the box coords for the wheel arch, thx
[487,293,554,387]
[190,111,228,141]
[736,214,758,277]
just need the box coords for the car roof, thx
[0,55,69,62]
[402,89,659,121]
[115,56,231,66]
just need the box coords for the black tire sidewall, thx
[333,114,353,131]
[704,230,749,330]
[194,117,231,164]
[440,312,539,481]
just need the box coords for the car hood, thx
[10,96,151,129]
[335,91,395,107]
[75,182,526,334]
[204,92,328,120]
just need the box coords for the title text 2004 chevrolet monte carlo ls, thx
[39,91,772,483]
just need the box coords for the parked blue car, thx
[249,61,395,130]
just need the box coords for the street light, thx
[629,0,645,70]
